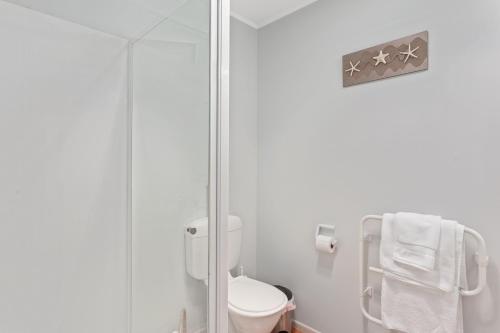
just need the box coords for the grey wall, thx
[230,17,259,278]
[256,0,500,332]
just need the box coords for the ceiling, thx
[231,0,319,29]
[2,0,208,40]
[3,0,319,37]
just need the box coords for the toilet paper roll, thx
[316,235,336,254]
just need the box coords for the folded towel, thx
[381,222,466,333]
[393,212,441,271]
[380,214,461,292]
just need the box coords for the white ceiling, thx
[3,0,318,37]
[231,0,319,29]
[2,0,208,40]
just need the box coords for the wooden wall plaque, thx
[342,31,428,87]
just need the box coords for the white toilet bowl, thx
[184,216,287,333]
[228,275,288,333]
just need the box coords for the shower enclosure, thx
[0,0,229,332]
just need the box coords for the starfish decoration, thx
[345,60,361,77]
[373,50,389,66]
[400,43,420,63]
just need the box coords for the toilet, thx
[185,216,288,333]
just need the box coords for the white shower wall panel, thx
[0,2,129,332]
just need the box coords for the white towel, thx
[380,214,460,292]
[381,216,466,333]
[393,212,441,271]
[381,273,463,333]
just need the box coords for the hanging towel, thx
[393,212,441,271]
[381,273,463,333]
[380,214,460,292]
[381,222,466,333]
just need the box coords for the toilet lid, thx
[229,277,287,313]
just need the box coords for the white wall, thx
[131,16,210,333]
[230,17,259,278]
[0,2,129,332]
[256,0,500,332]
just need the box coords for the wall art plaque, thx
[343,31,428,87]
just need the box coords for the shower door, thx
[0,0,229,332]
[131,0,229,331]
[131,0,226,332]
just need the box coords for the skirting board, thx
[294,320,322,333]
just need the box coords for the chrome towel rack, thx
[360,214,489,326]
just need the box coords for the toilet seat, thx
[229,276,288,317]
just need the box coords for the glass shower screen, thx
[0,0,221,332]
[131,0,212,332]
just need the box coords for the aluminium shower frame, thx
[208,0,230,333]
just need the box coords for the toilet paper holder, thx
[315,224,337,253]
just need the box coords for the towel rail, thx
[360,215,489,326]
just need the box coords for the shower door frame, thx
[208,0,230,333]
